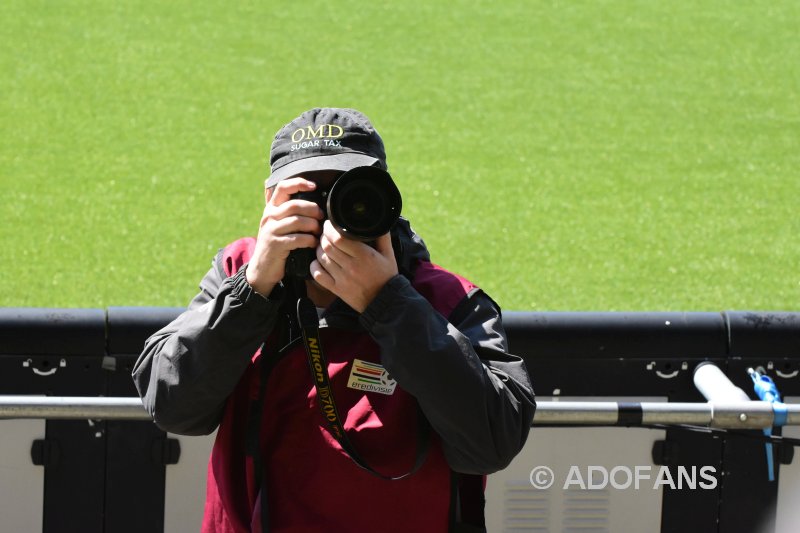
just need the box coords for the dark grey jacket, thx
[132,219,535,474]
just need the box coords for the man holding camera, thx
[133,108,535,532]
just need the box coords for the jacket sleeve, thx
[131,257,285,435]
[359,275,536,475]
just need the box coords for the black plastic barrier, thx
[1,308,799,533]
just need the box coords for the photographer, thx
[133,108,535,533]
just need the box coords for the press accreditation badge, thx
[347,359,397,395]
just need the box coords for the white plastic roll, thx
[693,362,752,402]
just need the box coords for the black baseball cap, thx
[266,107,387,187]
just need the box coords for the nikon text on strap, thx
[295,288,430,481]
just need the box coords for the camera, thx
[284,166,402,278]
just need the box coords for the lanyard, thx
[296,293,430,480]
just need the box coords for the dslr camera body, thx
[285,166,402,278]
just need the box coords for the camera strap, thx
[295,292,430,481]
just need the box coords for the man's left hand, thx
[310,220,398,313]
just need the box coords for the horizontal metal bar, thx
[2,396,800,429]
[535,400,800,429]
[0,396,151,421]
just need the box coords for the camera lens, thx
[327,167,401,241]
[335,181,387,234]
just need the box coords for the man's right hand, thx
[245,177,324,296]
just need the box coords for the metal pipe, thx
[639,401,711,426]
[710,401,775,429]
[2,396,800,429]
[0,396,150,421]
[533,401,620,425]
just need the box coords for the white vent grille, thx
[502,481,550,532]
[562,487,610,532]
[485,411,667,533]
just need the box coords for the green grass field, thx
[1,1,798,311]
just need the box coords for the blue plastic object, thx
[748,367,786,481]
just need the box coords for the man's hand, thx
[310,220,398,313]
[245,178,324,296]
